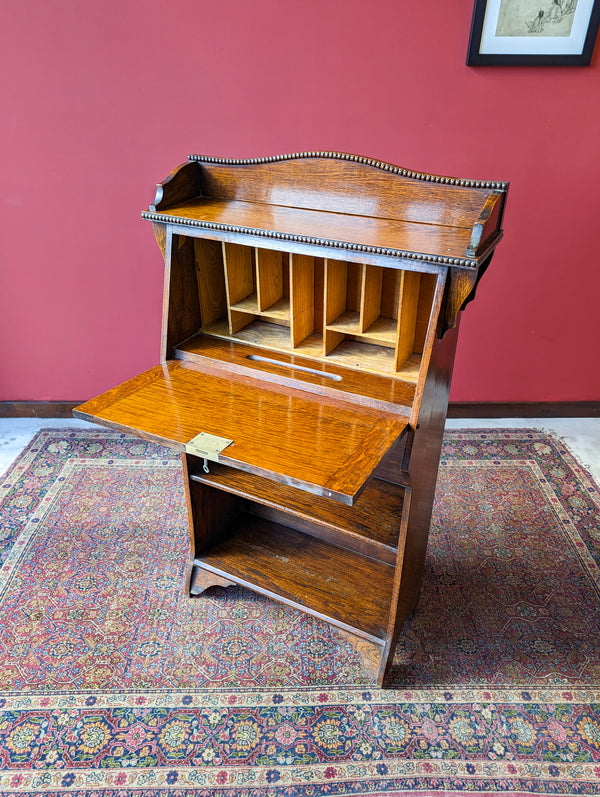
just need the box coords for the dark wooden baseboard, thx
[0,402,83,418]
[1,400,599,419]
[447,402,600,418]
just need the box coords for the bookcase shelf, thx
[74,151,507,686]
[230,293,291,324]
[189,462,404,564]
[191,512,395,641]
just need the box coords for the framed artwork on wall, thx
[467,0,600,64]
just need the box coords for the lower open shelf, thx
[192,512,395,642]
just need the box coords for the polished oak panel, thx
[190,156,497,231]
[153,198,477,261]
[74,360,408,504]
[174,333,416,411]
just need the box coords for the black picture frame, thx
[467,0,600,65]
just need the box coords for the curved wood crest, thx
[188,151,508,191]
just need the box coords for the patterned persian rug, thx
[0,428,599,795]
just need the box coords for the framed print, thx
[467,0,600,64]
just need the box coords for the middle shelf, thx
[189,462,406,564]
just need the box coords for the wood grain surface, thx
[290,253,315,347]
[175,333,416,411]
[74,360,408,504]
[256,247,284,311]
[193,512,395,640]
[194,238,227,326]
[189,462,404,563]
[126,152,508,686]
[192,156,494,230]
[155,198,477,260]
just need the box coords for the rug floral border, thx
[0,428,599,795]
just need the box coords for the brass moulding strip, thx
[186,432,234,462]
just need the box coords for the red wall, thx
[2,1,599,403]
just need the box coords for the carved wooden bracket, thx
[190,567,236,596]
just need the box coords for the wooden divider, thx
[256,248,284,312]
[322,260,424,371]
[395,271,421,370]
[324,259,347,355]
[361,266,383,332]
[193,239,227,327]
[223,242,254,334]
[290,253,315,347]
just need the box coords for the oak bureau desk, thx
[74,152,508,686]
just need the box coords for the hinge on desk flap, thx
[185,432,233,461]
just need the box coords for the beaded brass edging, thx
[140,210,480,269]
[187,151,508,192]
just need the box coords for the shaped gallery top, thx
[141,152,508,271]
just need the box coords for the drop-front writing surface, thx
[74,152,508,686]
[75,360,408,504]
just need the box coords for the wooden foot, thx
[336,629,384,684]
[190,566,236,595]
